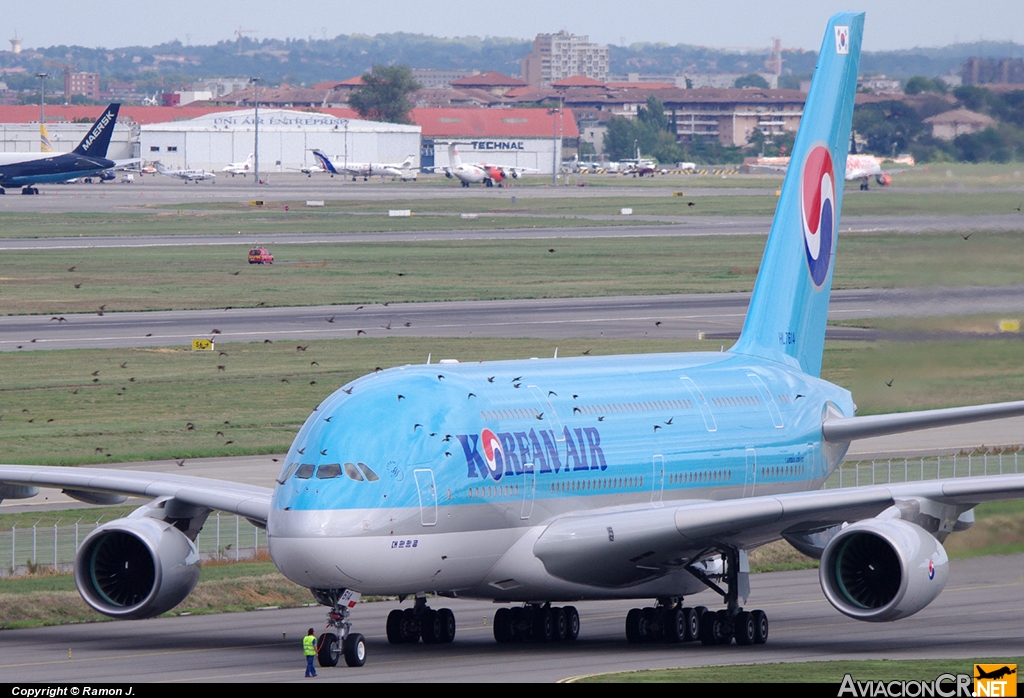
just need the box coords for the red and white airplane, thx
[751,153,915,190]
[435,143,537,188]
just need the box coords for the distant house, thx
[449,72,527,96]
[924,108,997,140]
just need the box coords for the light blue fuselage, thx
[267,351,853,600]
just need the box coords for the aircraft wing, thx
[0,465,272,525]
[112,158,144,170]
[823,400,1024,442]
[533,473,1024,587]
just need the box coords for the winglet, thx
[72,104,121,158]
[731,13,864,377]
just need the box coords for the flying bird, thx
[468,392,476,399]
[50,316,66,323]
[297,447,306,455]
[487,376,495,383]
[211,329,221,334]
[74,284,82,289]
[296,345,308,352]
[324,416,332,422]
[326,316,335,323]
[175,459,185,467]
[67,266,76,272]
[664,418,674,425]
[885,379,894,387]
[437,374,445,381]
[573,407,582,415]
[961,233,973,240]
[311,361,319,366]
[582,350,591,355]
[342,387,353,394]
[217,365,226,371]
[357,330,367,336]
[120,361,128,368]
[398,395,406,401]
[320,449,328,456]
[687,201,695,207]
[186,422,195,431]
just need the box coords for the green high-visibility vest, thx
[303,634,317,656]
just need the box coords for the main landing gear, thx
[493,603,580,643]
[312,589,367,667]
[625,548,769,646]
[386,596,457,644]
[21,186,39,195]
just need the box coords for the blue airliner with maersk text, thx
[0,104,122,195]
[3,13,1024,669]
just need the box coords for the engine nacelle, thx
[819,518,947,622]
[876,173,892,186]
[74,517,201,620]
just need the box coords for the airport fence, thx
[823,450,1021,489]
[0,512,266,577]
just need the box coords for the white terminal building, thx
[139,109,422,173]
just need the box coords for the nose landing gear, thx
[311,588,367,667]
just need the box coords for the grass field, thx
[150,189,1024,218]
[573,658,1024,683]
[4,229,1024,315]
[2,336,1023,467]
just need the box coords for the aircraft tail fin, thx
[311,149,337,174]
[730,13,863,378]
[40,124,54,153]
[72,104,120,157]
[448,143,462,168]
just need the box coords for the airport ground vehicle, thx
[248,247,274,264]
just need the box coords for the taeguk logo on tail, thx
[800,144,836,289]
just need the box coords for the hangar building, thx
[140,109,422,173]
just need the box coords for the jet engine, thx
[74,516,201,619]
[510,170,520,179]
[875,173,892,186]
[819,518,947,622]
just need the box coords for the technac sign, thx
[470,141,526,151]
[458,427,607,481]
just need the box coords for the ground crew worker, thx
[303,628,318,677]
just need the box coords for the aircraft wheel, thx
[438,608,456,643]
[752,610,769,644]
[493,608,514,643]
[421,609,443,644]
[533,607,554,643]
[551,607,567,642]
[734,611,755,646]
[625,608,642,643]
[664,607,686,643]
[343,632,367,667]
[400,607,420,643]
[563,606,580,641]
[317,632,340,667]
[386,609,403,644]
[682,607,700,642]
[699,610,730,646]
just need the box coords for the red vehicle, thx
[248,247,274,264]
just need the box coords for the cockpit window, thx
[294,463,315,479]
[276,462,300,484]
[343,462,364,481]
[316,463,341,479]
[356,462,379,482]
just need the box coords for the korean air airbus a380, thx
[3,13,1024,669]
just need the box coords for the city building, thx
[521,31,609,87]
[65,72,100,101]
[924,108,997,140]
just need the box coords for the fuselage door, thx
[520,461,536,520]
[651,454,665,507]
[744,448,758,498]
[747,374,784,428]
[681,376,717,432]
[528,385,566,442]
[413,468,438,526]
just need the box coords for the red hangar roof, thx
[0,105,579,138]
